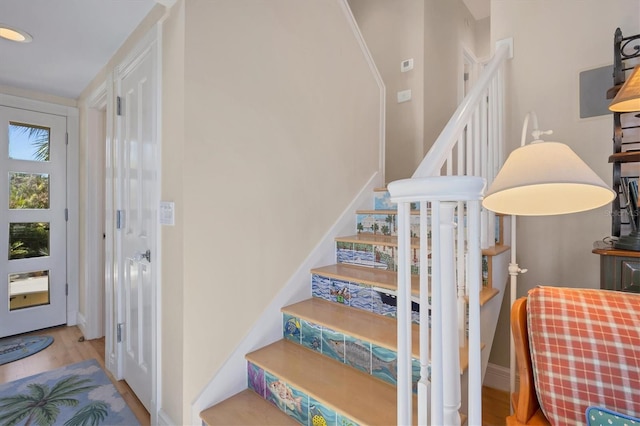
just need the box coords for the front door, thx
[115,33,158,412]
[0,106,67,337]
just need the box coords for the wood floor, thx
[0,325,510,426]
[0,325,150,426]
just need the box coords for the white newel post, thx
[418,201,430,424]
[396,201,413,425]
[389,176,485,426]
[430,201,444,425]
[439,202,462,426]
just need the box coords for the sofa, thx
[506,286,640,425]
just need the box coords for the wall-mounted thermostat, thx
[401,58,414,72]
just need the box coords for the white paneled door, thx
[0,106,67,338]
[115,32,158,412]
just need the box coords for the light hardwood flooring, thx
[0,325,150,426]
[1,325,510,426]
[483,385,510,426]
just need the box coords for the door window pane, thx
[9,222,49,260]
[9,172,50,209]
[8,122,50,161]
[9,271,49,310]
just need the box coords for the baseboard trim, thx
[76,312,87,338]
[484,362,518,392]
[156,409,175,426]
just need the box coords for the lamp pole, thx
[509,214,526,401]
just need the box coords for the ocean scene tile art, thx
[247,362,265,397]
[265,371,309,424]
[320,328,345,363]
[309,397,337,426]
[339,336,371,374]
[301,319,322,353]
[283,313,301,343]
[371,343,398,385]
[348,282,373,311]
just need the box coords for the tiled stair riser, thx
[374,191,419,211]
[282,313,421,388]
[372,190,503,246]
[311,274,422,324]
[247,361,359,426]
[336,240,424,275]
[355,213,421,237]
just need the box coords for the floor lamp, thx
[482,111,616,402]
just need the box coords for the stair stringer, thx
[190,172,383,424]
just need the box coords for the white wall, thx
[489,0,640,369]
[349,0,484,183]
[168,1,382,422]
[424,0,480,162]
[160,1,185,421]
[348,0,425,183]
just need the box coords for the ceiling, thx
[0,0,488,101]
[0,0,157,100]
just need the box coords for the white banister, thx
[388,38,511,426]
[412,41,511,179]
[396,200,413,426]
[389,177,486,426]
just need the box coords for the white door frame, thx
[81,83,108,341]
[102,24,162,424]
[0,93,79,328]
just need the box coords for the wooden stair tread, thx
[336,233,420,248]
[311,263,500,306]
[482,244,510,256]
[246,339,416,425]
[356,209,420,215]
[311,263,419,295]
[478,286,501,306]
[336,234,510,257]
[200,389,298,425]
[282,298,477,372]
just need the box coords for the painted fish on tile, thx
[310,405,328,426]
[268,379,303,413]
[328,339,397,379]
[284,317,300,339]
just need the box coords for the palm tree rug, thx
[0,359,140,426]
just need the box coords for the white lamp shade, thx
[609,65,640,112]
[483,141,615,216]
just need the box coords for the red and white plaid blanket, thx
[527,286,640,425]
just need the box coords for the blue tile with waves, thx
[301,319,322,353]
[321,328,344,363]
[348,282,373,312]
[371,344,398,385]
[312,274,331,301]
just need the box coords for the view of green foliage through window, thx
[8,123,51,260]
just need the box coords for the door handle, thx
[135,249,151,263]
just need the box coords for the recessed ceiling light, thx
[0,24,32,43]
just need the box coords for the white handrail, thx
[412,41,511,179]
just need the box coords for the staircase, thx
[200,187,509,425]
[199,35,513,426]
